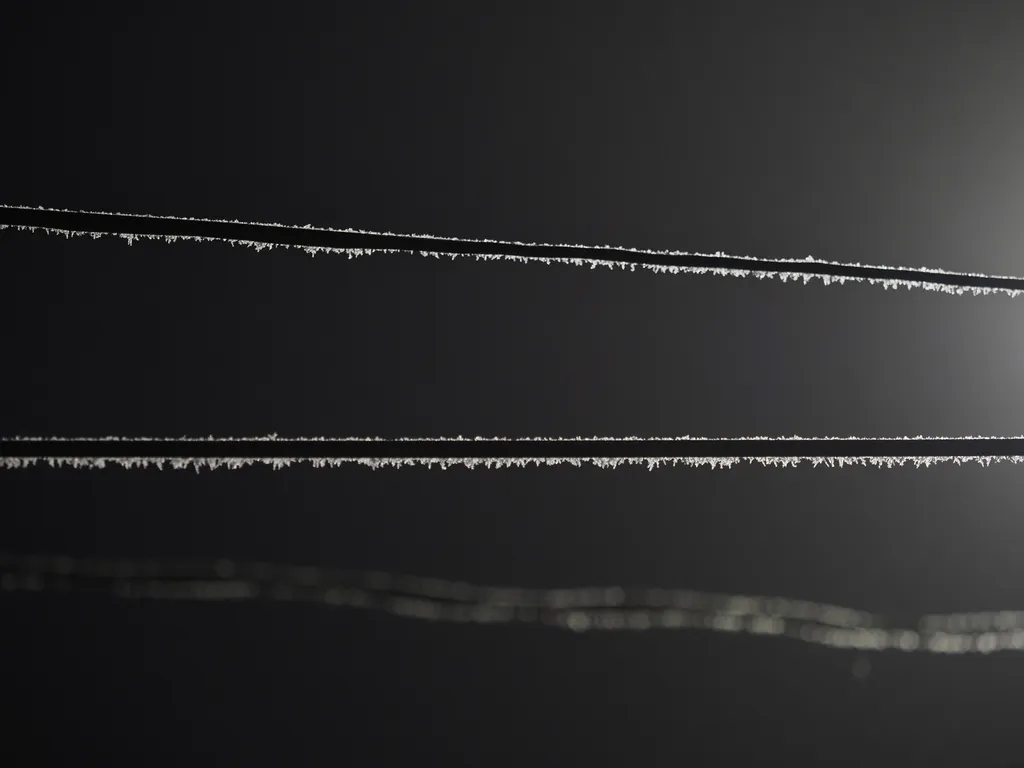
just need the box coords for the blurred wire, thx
[4,205,1022,661]
[2,553,1021,655]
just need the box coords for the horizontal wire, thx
[4,212,1019,650]
[1,553,1021,655]
[2,204,1022,297]
[4,436,1024,470]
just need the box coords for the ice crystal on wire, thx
[3,435,1024,470]
[2,204,1023,298]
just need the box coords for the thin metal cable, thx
[2,204,1023,297]
[4,435,1024,470]
[4,206,1021,661]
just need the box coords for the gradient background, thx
[3,2,1024,765]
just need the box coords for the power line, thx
[2,204,1022,297]
[4,435,1024,470]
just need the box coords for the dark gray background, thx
[3,2,1024,765]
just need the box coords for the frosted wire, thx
[4,435,1024,471]
[1,204,1022,298]
[3,213,1021,651]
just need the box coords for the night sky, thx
[3,2,1024,765]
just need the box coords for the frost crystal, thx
[2,204,1023,298]
[3,434,1024,471]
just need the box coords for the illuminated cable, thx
[4,435,1024,470]
[2,204,1022,297]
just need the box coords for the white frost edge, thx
[1,205,1022,298]
[6,434,1024,441]
[3,455,1024,471]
